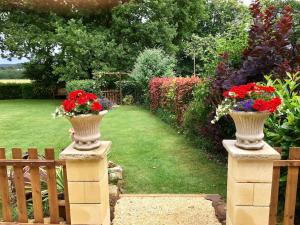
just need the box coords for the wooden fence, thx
[269,147,300,225]
[102,90,120,104]
[0,148,70,224]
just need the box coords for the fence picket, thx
[63,165,71,224]
[102,90,120,104]
[269,148,282,225]
[12,148,28,223]
[45,148,59,224]
[0,147,70,225]
[283,147,300,225]
[28,148,44,223]
[0,148,12,222]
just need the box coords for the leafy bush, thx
[183,82,235,153]
[212,1,299,97]
[184,83,212,136]
[66,80,96,94]
[122,95,134,105]
[265,73,300,156]
[0,82,55,99]
[131,48,176,102]
[31,82,55,99]
[21,83,34,99]
[264,72,300,223]
[116,78,143,103]
[149,76,201,124]
[0,83,23,99]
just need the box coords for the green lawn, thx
[0,100,227,196]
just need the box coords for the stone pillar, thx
[60,141,111,225]
[223,140,280,225]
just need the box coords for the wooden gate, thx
[269,147,300,225]
[102,90,120,104]
[0,148,70,224]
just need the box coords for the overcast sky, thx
[0,57,29,64]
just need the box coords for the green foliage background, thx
[0,0,249,83]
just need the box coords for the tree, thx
[0,0,249,83]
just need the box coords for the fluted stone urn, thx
[69,110,107,150]
[229,111,270,150]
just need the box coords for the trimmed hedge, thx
[0,83,54,99]
[149,76,201,124]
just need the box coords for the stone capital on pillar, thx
[223,140,280,225]
[60,141,112,225]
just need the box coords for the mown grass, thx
[0,100,227,197]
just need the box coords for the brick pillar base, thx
[223,140,280,225]
[60,141,111,225]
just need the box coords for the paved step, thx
[112,194,222,225]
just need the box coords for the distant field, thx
[0,79,31,83]
[0,68,24,79]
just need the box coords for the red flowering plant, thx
[211,83,282,124]
[54,90,109,117]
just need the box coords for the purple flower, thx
[234,99,254,112]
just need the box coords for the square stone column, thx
[223,140,280,225]
[60,141,111,225]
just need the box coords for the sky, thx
[0,57,29,64]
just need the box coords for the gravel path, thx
[112,195,221,225]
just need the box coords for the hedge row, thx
[0,83,54,99]
[149,76,201,124]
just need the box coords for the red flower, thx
[226,83,256,98]
[253,97,281,112]
[253,99,268,112]
[91,102,103,111]
[255,85,275,93]
[63,99,76,112]
[77,95,89,105]
[223,91,230,97]
[86,93,98,101]
[68,90,86,100]
[268,97,282,112]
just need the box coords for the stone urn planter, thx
[229,111,270,150]
[69,110,107,150]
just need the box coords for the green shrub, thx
[265,73,300,156]
[183,82,235,154]
[122,95,134,105]
[155,108,177,127]
[0,82,54,99]
[183,83,212,135]
[116,79,143,104]
[264,72,300,223]
[21,83,34,99]
[31,83,55,99]
[0,83,23,99]
[131,48,176,102]
[66,80,96,94]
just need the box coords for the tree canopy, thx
[0,0,249,84]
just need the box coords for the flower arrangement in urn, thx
[212,83,281,150]
[55,90,111,151]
